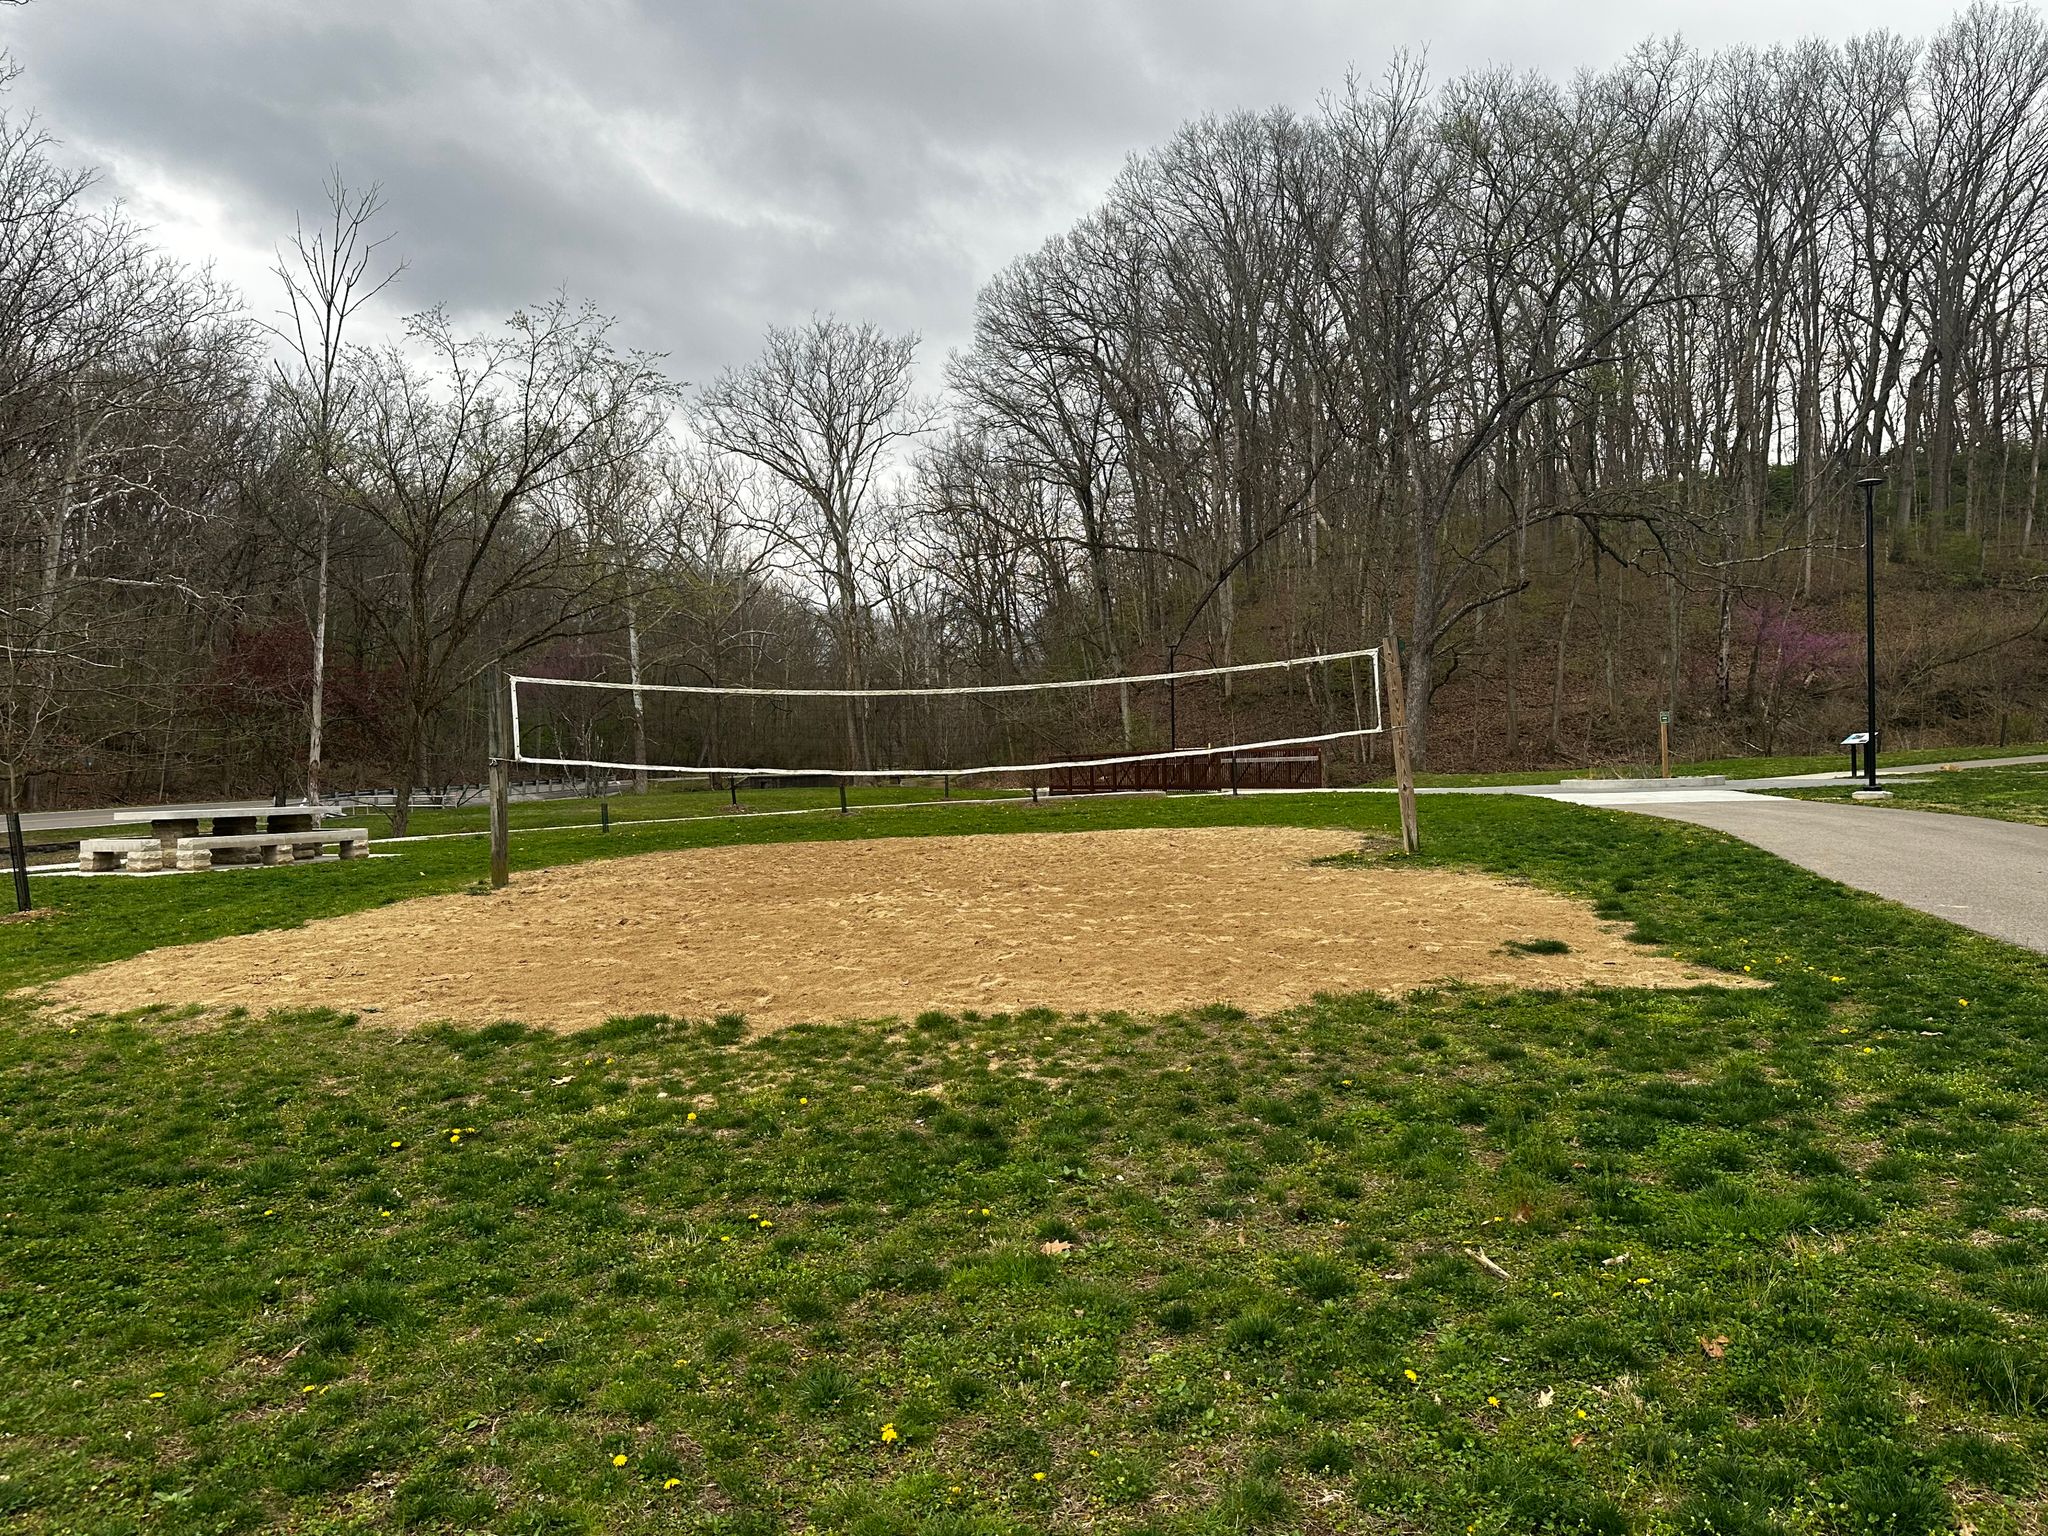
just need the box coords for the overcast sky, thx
[5,0,1961,388]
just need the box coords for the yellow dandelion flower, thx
[1830,975,1844,983]
[1403,1368,1418,1382]
[302,1385,317,1394]
[663,1478,681,1490]
[799,1097,809,1105]
[880,1423,899,1443]
[1959,998,1970,1006]
[1487,1395,1500,1407]
[687,1112,697,1122]
[612,1453,628,1467]
[1576,1409,1588,1419]
[1033,1471,1047,1481]
[148,1391,165,1399]
[759,1219,773,1229]
[389,1140,402,1148]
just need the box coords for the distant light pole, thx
[1857,475,1885,791]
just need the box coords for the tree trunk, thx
[624,586,649,793]
[307,506,330,804]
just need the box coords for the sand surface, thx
[43,826,1729,1030]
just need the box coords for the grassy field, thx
[1418,739,2048,788]
[26,741,2048,863]
[1771,763,2048,828]
[6,793,2048,1533]
[29,783,1024,863]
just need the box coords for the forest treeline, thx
[10,6,2048,826]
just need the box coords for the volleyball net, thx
[507,647,1384,788]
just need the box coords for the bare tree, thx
[696,316,931,766]
[327,299,675,830]
[270,171,401,803]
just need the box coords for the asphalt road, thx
[16,798,287,834]
[1624,795,2048,953]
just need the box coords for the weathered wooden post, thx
[488,669,511,889]
[1383,630,1419,855]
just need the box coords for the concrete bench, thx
[174,828,370,871]
[79,837,166,873]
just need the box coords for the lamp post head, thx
[1857,475,1885,489]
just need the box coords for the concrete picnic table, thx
[111,804,324,863]
[82,804,368,872]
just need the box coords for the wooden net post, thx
[1382,631,1419,855]
[488,669,511,889]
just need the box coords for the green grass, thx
[1418,739,2048,787]
[381,782,1020,840]
[1771,763,2048,827]
[6,792,2048,1532]
[29,783,1022,863]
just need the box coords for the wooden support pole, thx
[6,809,30,913]
[838,781,848,816]
[1383,631,1419,855]
[1659,713,1671,779]
[488,670,510,889]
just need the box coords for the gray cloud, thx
[7,0,1921,386]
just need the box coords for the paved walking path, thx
[1390,751,2048,951]
[1617,794,2048,953]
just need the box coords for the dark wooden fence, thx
[1046,745,1323,796]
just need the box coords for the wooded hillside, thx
[9,8,2048,826]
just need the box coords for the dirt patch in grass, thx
[38,826,1739,1030]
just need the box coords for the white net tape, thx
[509,646,1383,782]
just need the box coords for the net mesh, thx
[509,648,1383,784]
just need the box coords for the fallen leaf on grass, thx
[1700,1335,1729,1360]
[1039,1240,1073,1255]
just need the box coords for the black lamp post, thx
[1857,475,1885,791]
